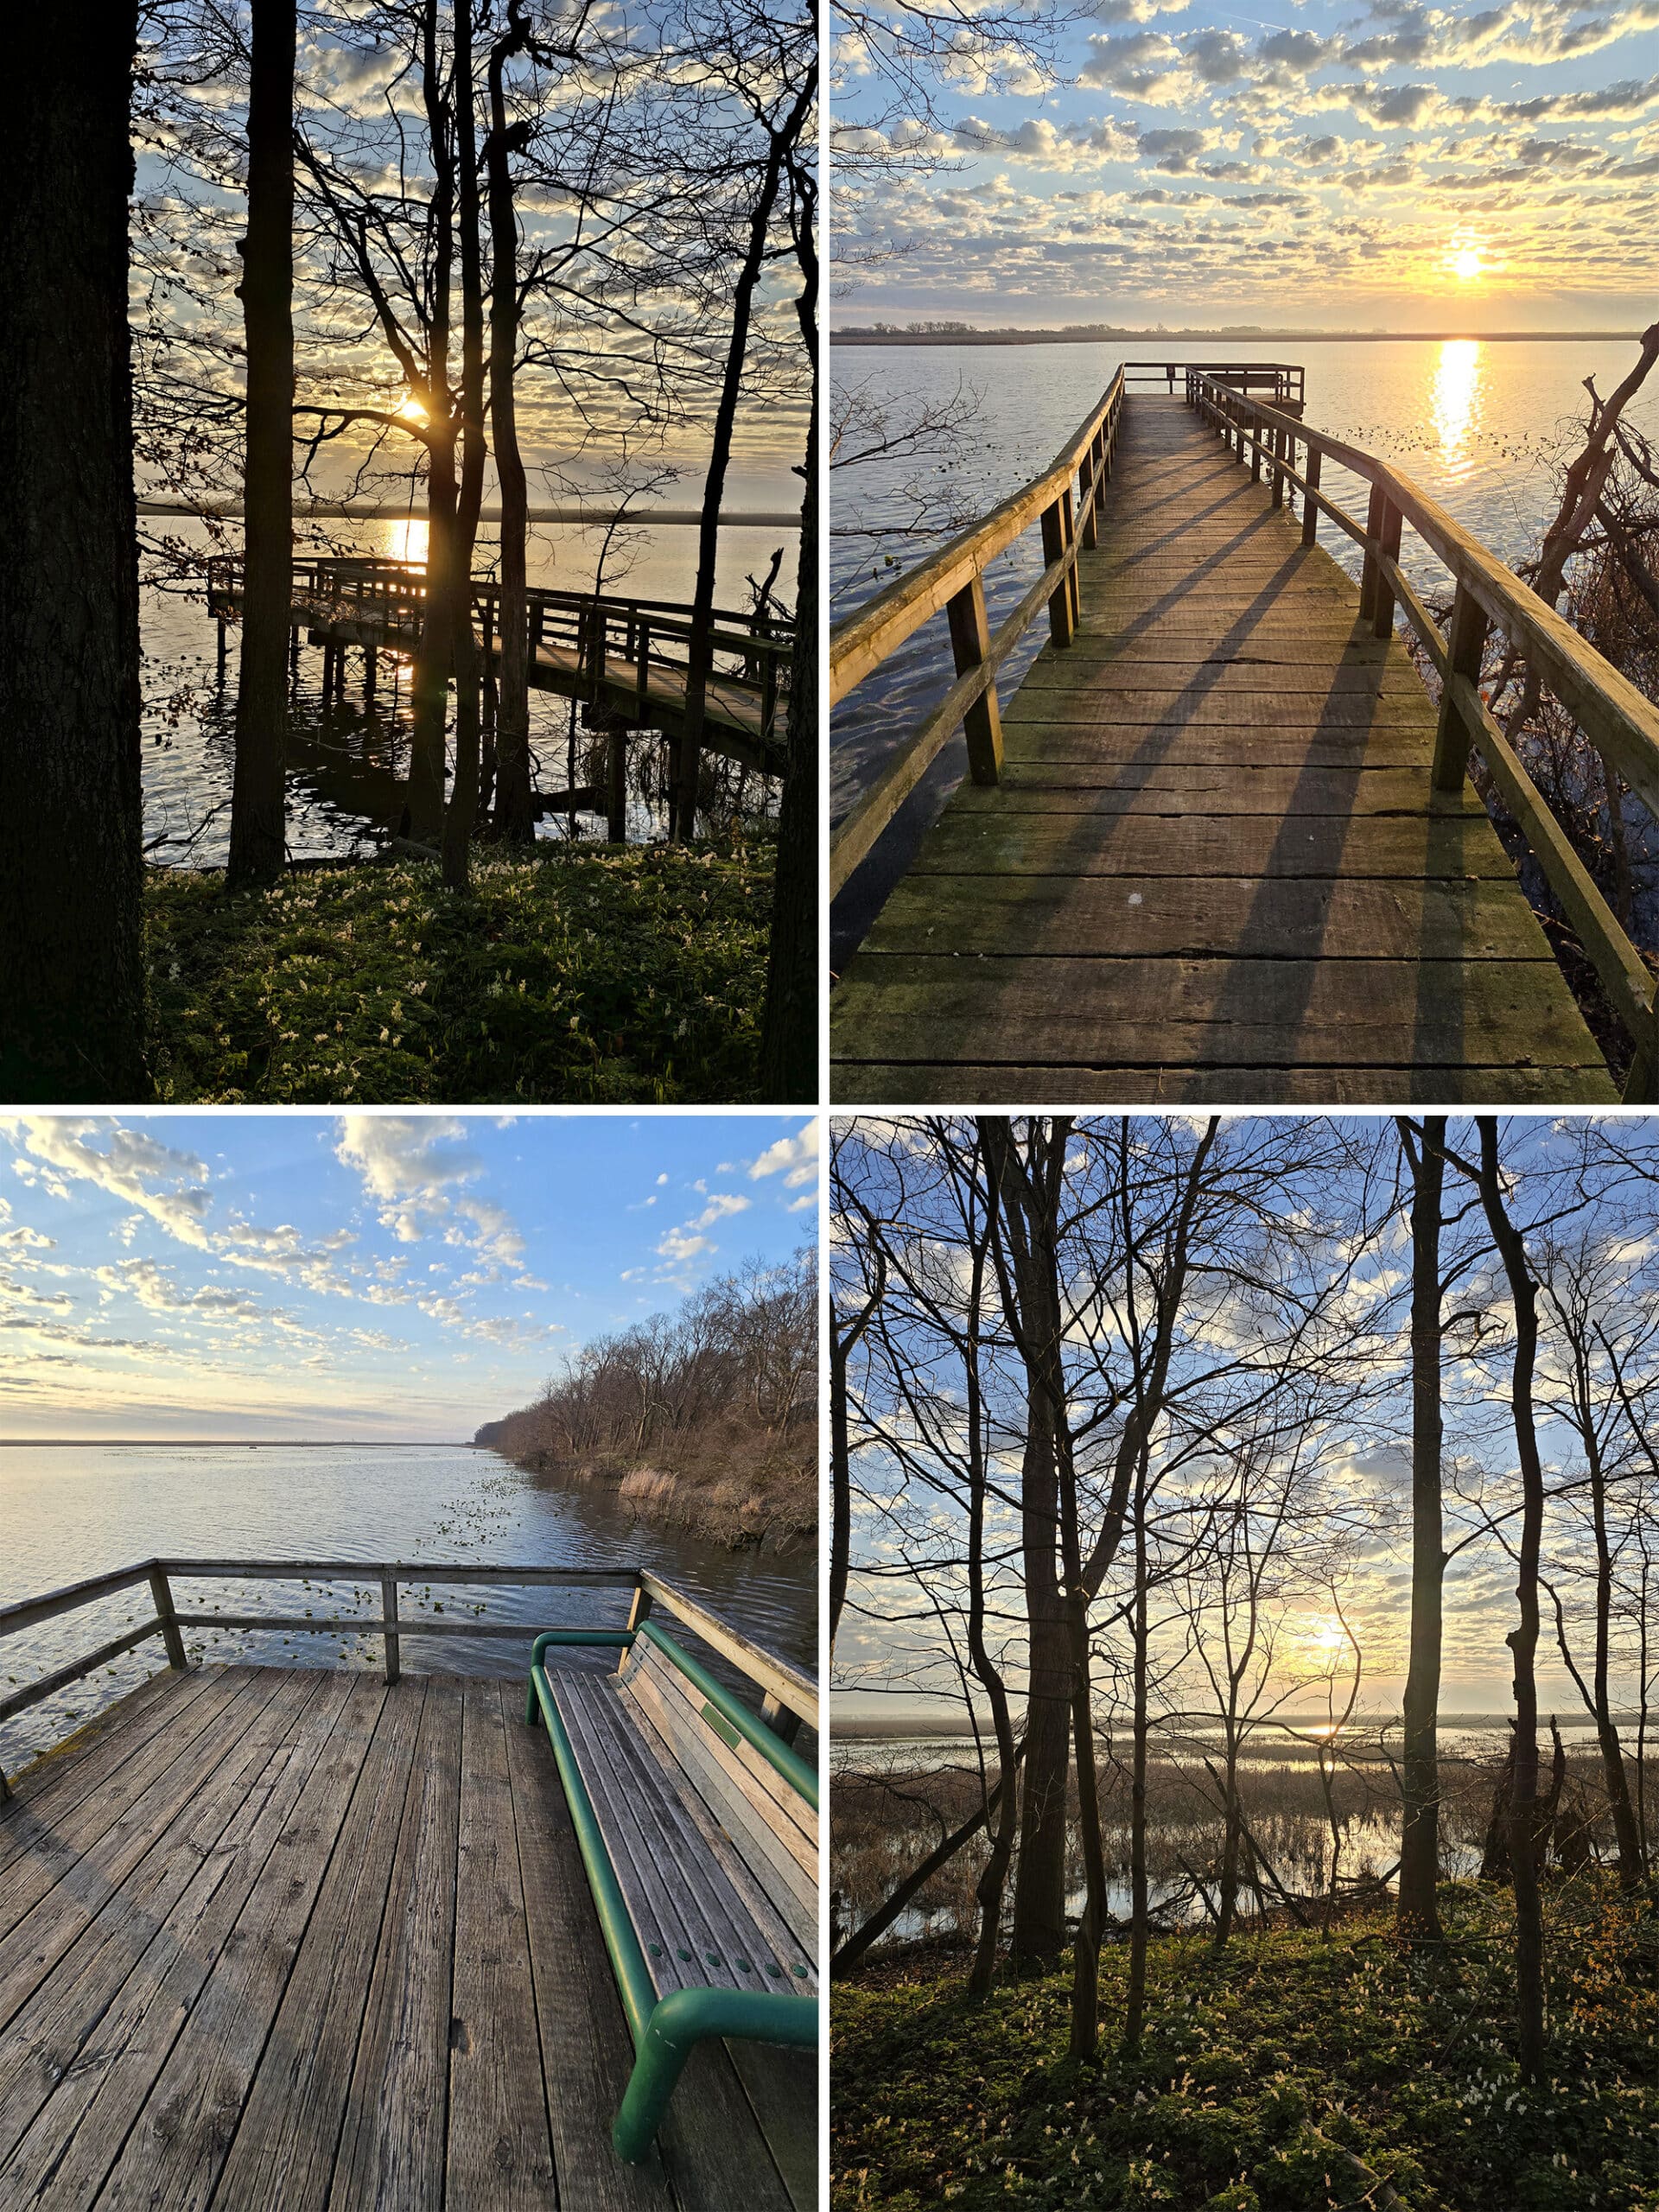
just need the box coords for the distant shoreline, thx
[833,327,1643,347]
[0,1438,468,1448]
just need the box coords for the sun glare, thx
[1446,242,1484,283]
[397,394,429,423]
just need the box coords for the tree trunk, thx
[1586,1417,1644,1886]
[1124,1515,1151,2054]
[442,0,487,891]
[1215,1725,1242,1950]
[408,0,456,847]
[226,0,295,887]
[673,108,800,841]
[0,3,147,1100]
[486,3,534,843]
[1472,1116,1548,2083]
[965,1217,1020,2000]
[757,360,817,1100]
[757,134,817,1099]
[1397,1115,1447,1943]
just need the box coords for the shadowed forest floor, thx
[143,837,773,1101]
[831,1881,1659,2210]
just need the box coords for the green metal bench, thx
[525,1595,818,2162]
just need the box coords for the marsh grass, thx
[143,836,772,1102]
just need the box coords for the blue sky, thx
[0,1114,818,1441]
[832,0,1659,327]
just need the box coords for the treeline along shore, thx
[477,1248,816,1551]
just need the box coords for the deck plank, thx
[327,1675,462,2212]
[209,1676,431,2212]
[92,1670,377,2212]
[444,1676,558,2212]
[833,391,1616,1102]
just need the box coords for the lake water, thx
[829,334,1659,962]
[0,1442,817,1776]
[140,511,801,865]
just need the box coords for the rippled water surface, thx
[830,335,1659,957]
[0,1443,816,1771]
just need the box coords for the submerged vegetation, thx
[144,837,772,1102]
[832,1882,1659,2211]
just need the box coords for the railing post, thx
[1372,499,1403,639]
[149,1566,188,1671]
[1359,484,1386,620]
[760,1693,802,1746]
[1301,446,1322,549]
[1078,444,1098,550]
[382,1570,400,1685]
[1039,496,1077,650]
[1433,582,1490,794]
[1249,414,1262,485]
[1270,427,1287,510]
[626,1580,654,1632]
[946,573,1005,785]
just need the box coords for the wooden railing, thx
[206,556,795,753]
[827,361,1305,898]
[1186,367,1659,1099]
[0,1557,817,1794]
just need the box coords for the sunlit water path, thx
[0,1441,816,1770]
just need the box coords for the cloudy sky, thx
[0,1114,818,1442]
[832,0,1659,327]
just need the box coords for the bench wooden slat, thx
[550,1672,816,2003]
[617,1645,815,1948]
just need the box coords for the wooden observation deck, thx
[830,363,1659,1103]
[0,1560,817,2211]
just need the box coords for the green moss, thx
[143,839,772,1102]
[831,1883,1659,2210]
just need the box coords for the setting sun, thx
[1448,243,1484,283]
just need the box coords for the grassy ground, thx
[143,837,772,1102]
[832,1882,1659,2211]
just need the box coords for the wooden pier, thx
[207,558,793,838]
[830,363,1659,1103]
[0,1563,816,2211]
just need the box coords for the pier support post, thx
[947,574,1004,786]
[1432,582,1489,795]
[1371,500,1403,639]
[149,1566,188,1671]
[382,1570,401,1684]
[1301,448,1322,548]
[1359,486,1386,620]
[607,727,628,842]
[216,617,227,686]
[364,645,378,705]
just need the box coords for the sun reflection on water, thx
[381,517,429,566]
[1432,338,1482,481]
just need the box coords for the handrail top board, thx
[1190,370,1659,804]
[829,367,1127,705]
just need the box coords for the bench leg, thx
[612,1988,819,2163]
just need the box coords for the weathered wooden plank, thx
[207,1677,430,2212]
[327,1675,462,2212]
[725,2044,819,2212]
[1006,658,1426,690]
[832,954,1606,1072]
[444,1676,557,2212]
[499,1675,677,2212]
[905,810,1521,879]
[958,769,1482,817]
[0,1669,325,2178]
[831,1059,1619,1104]
[7,1671,362,2212]
[0,1667,223,1877]
[861,872,1554,962]
[1001,728,1435,768]
[90,1671,378,2212]
[0,1668,281,2017]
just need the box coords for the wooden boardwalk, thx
[831,395,1618,1103]
[0,1665,812,2212]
